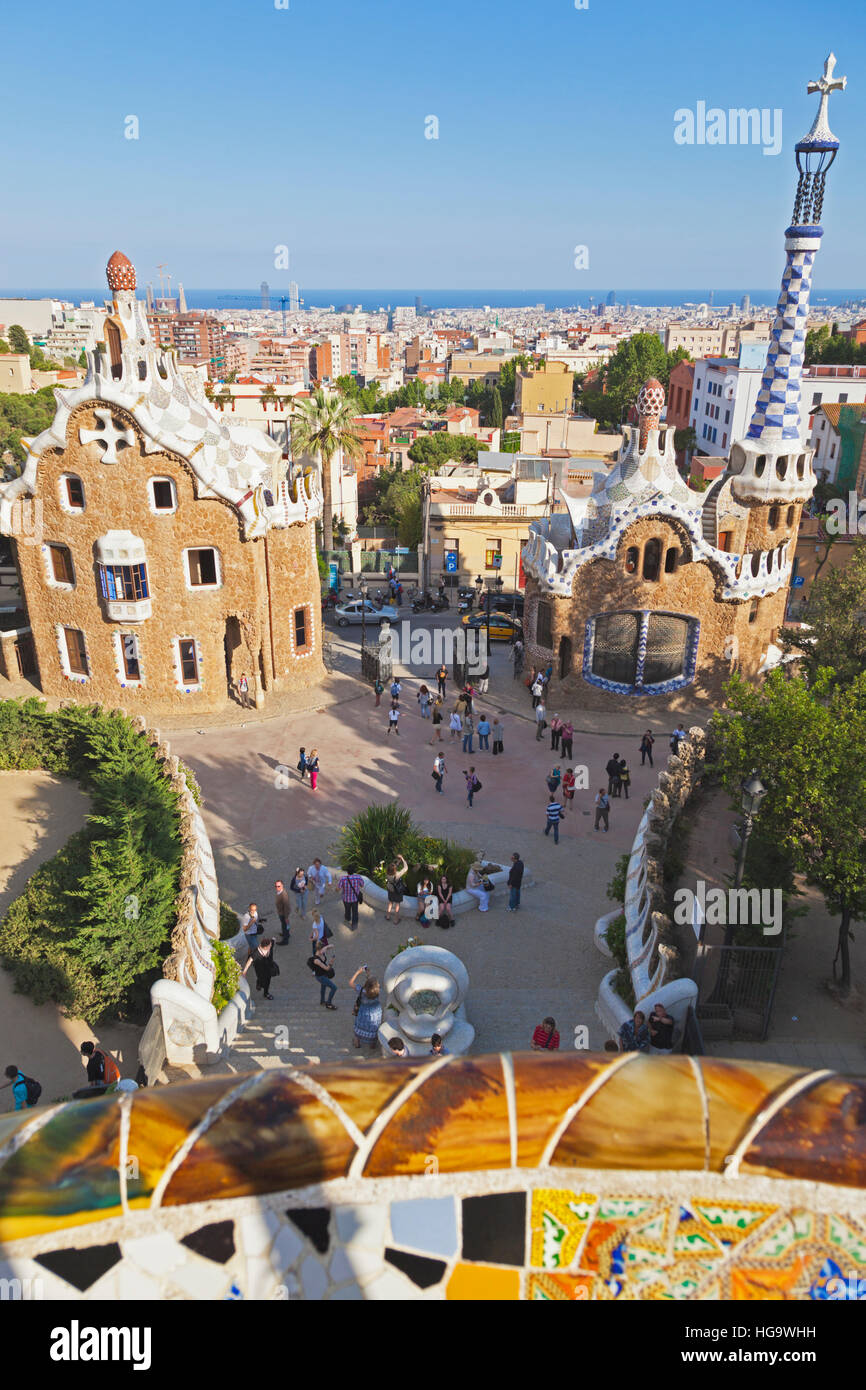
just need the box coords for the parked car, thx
[491,590,525,616]
[335,599,399,627]
[460,611,523,642]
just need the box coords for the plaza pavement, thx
[166,653,662,1069]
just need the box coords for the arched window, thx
[768,506,779,529]
[749,598,759,624]
[751,551,761,578]
[776,455,788,480]
[755,454,766,477]
[106,321,122,381]
[664,547,680,574]
[796,454,806,479]
[625,546,639,574]
[786,504,795,526]
[642,538,662,581]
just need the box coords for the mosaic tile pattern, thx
[2,1054,865,1243]
[3,1185,865,1302]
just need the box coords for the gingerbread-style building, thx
[0,252,324,715]
[522,59,845,710]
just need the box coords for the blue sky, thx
[1,0,863,289]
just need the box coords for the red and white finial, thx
[106,250,136,292]
[637,377,665,450]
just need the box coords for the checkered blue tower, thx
[731,55,846,503]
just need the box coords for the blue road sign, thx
[791,575,805,587]
[445,551,458,573]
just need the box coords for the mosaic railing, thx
[0,1054,864,1300]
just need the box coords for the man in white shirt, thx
[535,699,546,741]
[307,858,333,906]
[241,903,262,940]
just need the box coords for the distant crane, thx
[276,292,304,336]
[156,263,169,300]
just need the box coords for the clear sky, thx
[1,0,863,290]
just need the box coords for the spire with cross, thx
[740,56,848,452]
[800,52,847,151]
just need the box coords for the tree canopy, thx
[291,387,367,549]
[710,670,866,995]
[0,387,58,467]
[578,334,690,430]
[805,323,866,367]
[779,541,866,686]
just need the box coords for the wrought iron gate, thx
[694,937,785,1042]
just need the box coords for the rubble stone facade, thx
[0,252,324,716]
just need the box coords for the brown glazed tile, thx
[740,1074,866,1188]
[161,1076,358,1204]
[310,1064,429,1135]
[511,1054,620,1167]
[698,1059,805,1170]
[364,1056,511,1176]
[126,1075,258,1205]
[0,1099,122,1241]
[551,1055,705,1170]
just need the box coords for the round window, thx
[482,492,494,506]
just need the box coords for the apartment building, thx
[146,310,227,377]
[448,350,516,385]
[689,344,767,457]
[514,360,574,414]
[808,403,866,490]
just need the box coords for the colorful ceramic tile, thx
[446,1263,520,1300]
[389,1196,457,1257]
[529,1190,597,1270]
[689,1200,778,1244]
[528,1272,593,1301]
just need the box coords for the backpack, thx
[96,1049,121,1085]
[22,1075,42,1106]
[473,778,482,791]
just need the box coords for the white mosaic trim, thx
[54,622,90,685]
[171,636,205,693]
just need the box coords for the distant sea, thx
[2,288,865,312]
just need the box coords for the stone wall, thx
[0,1053,863,1301]
[14,401,324,717]
[525,519,786,711]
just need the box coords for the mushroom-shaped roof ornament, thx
[106,250,136,292]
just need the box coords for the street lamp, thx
[734,771,767,888]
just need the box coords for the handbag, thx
[270,959,280,977]
[473,778,482,791]
[482,876,494,892]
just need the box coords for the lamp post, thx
[725,770,767,946]
[360,577,368,651]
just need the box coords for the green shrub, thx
[0,699,183,1024]
[219,900,240,940]
[211,938,241,1013]
[603,912,635,1009]
[606,853,630,905]
[333,803,475,889]
[180,761,202,806]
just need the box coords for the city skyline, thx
[1,0,863,290]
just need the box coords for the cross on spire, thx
[802,52,847,147]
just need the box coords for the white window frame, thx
[173,636,203,691]
[43,542,76,590]
[59,474,86,513]
[56,623,90,683]
[149,476,177,514]
[113,630,144,687]
[184,546,222,590]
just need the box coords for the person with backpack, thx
[670,724,686,757]
[3,1064,41,1110]
[436,664,448,699]
[430,697,444,744]
[463,766,481,808]
[80,1040,121,1088]
[606,752,622,797]
[432,752,446,794]
[595,788,611,832]
[374,678,384,707]
[618,756,631,800]
[308,941,337,1009]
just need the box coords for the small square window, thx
[49,544,74,585]
[178,639,199,684]
[63,627,88,675]
[187,548,219,587]
[65,476,85,509]
[151,479,175,511]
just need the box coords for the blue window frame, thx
[583,609,700,696]
[98,562,149,602]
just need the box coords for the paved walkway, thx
[167,664,660,1069]
[0,772,143,1107]
[675,784,866,1074]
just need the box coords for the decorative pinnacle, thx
[800,52,847,149]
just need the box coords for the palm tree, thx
[290,388,366,550]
